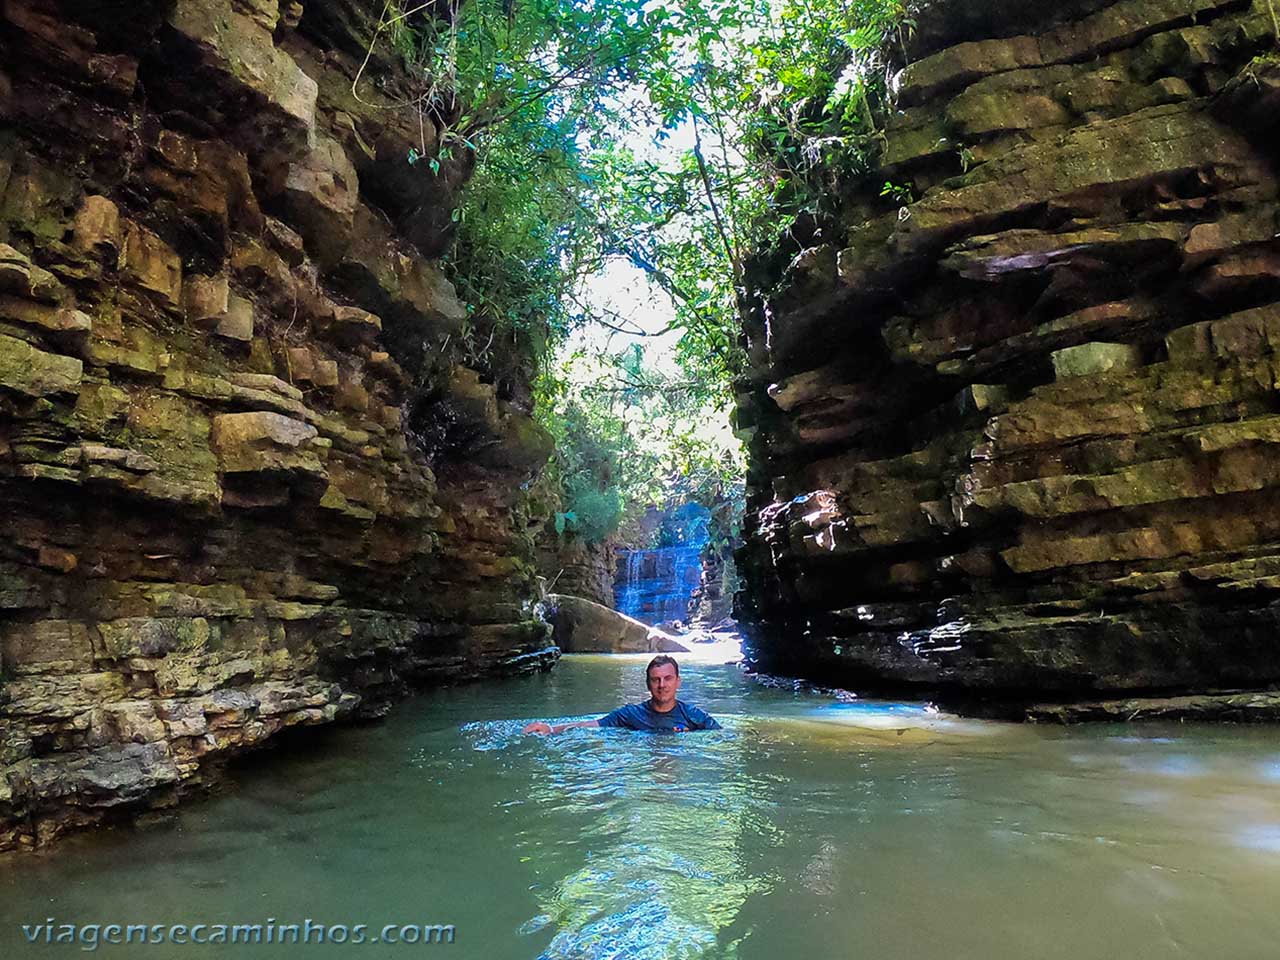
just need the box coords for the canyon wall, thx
[0,0,556,850]
[736,0,1280,707]
[536,535,618,608]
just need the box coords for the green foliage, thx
[539,346,744,545]
[375,0,681,372]
[880,180,915,205]
[371,0,910,535]
[563,488,624,543]
[373,0,911,380]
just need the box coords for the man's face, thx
[646,663,680,707]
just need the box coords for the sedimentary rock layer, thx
[736,0,1280,701]
[0,0,555,850]
[537,535,618,608]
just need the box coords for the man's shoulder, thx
[676,700,721,728]
[598,702,649,727]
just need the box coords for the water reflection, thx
[466,697,1000,959]
[479,723,771,960]
[1236,824,1280,854]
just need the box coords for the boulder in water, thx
[548,595,689,654]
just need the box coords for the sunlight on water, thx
[3,656,1280,960]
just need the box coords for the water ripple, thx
[462,715,771,959]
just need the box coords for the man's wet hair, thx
[646,655,679,681]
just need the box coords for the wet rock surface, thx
[547,595,689,654]
[1025,689,1280,722]
[735,0,1280,706]
[0,0,556,851]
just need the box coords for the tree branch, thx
[566,290,678,338]
[464,34,629,135]
[692,114,741,289]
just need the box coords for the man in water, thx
[522,655,722,734]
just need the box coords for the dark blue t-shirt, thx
[598,699,721,732]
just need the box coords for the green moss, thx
[0,332,82,397]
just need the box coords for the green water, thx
[4,653,1280,959]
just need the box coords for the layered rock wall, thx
[688,542,734,626]
[736,0,1280,704]
[536,535,618,608]
[0,0,555,850]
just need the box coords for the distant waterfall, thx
[613,544,705,626]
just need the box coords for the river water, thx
[3,653,1280,959]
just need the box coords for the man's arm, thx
[525,705,633,734]
[522,720,601,735]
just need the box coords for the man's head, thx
[646,655,681,709]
